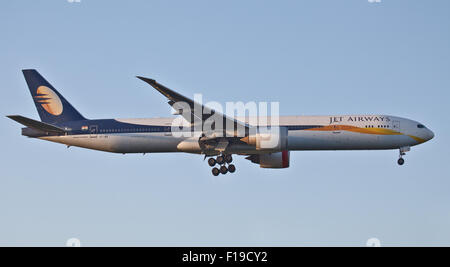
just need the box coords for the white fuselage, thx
[39,115,434,155]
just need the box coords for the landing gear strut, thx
[398,146,410,166]
[208,154,236,176]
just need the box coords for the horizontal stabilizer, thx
[7,115,66,134]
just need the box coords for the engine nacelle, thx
[246,151,290,169]
[177,137,202,153]
[241,127,288,151]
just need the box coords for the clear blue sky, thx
[1,0,449,246]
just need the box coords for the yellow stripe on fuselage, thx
[305,125,402,135]
[304,125,424,143]
[407,135,426,144]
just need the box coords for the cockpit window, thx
[417,124,426,129]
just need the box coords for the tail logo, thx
[34,86,63,116]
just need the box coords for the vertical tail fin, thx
[22,69,86,124]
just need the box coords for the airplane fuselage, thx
[29,114,434,154]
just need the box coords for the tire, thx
[225,154,233,163]
[208,158,216,167]
[220,165,228,175]
[397,158,405,166]
[212,168,220,176]
[216,156,225,165]
[228,164,236,173]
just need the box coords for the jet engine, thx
[241,127,288,151]
[245,151,290,169]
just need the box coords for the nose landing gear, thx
[397,146,410,166]
[208,154,236,176]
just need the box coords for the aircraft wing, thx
[137,76,250,137]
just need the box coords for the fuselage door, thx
[164,122,172,136]
[90,125,98,138]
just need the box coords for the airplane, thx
[7,70,434,176]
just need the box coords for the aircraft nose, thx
[424,129,434,141]
[426,129,435,141]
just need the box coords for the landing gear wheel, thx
[216,156,225,165]
[225,154,233,163]
[208,158,217,167]
[398,158,405,166]
[220,165,228,175]
[228,164,236,173]
[212,167,220,176]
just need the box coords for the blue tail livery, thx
[22,69,86,124]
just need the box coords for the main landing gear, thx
[397,146,410,166]
[208,154,236,176]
